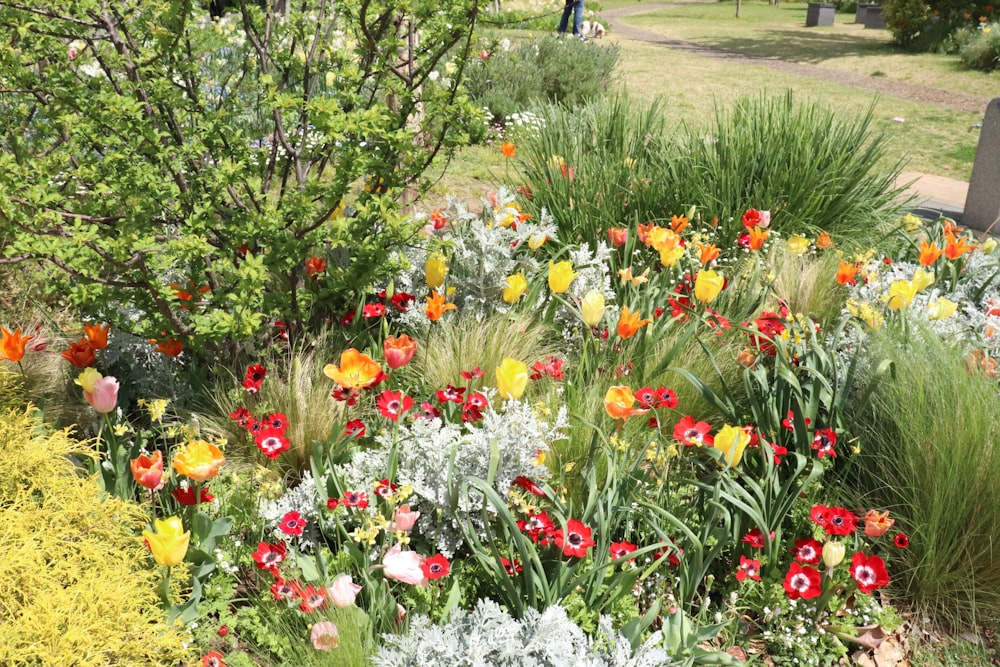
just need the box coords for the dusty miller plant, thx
[0,0,485,350]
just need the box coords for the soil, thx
[601,3,994,115]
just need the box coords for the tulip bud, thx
[547,260,578,294]
[391,504,421,531]
[822,540,845,569]
[580,290,606,327]
[982,237,997,255]
[327,573,362,608]
[85,375,119,413]
[496,357,528,400]
[383,334,417,370]
[694,270,724,303]
[425,253,447,290]
[143,516,190,567]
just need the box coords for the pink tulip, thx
[391,504,420,532]
[85,376,119,413]
[327,573,362,608]
[382,543,426,586]
[311,620,339,651]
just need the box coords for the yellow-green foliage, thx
[0,408,193,666]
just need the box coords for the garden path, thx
[601,3,993,115]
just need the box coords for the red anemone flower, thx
[252,541,287,574]
[278,511,307,536]
[554,519,595,558]
[850,552,890,594]
[736,555,762,581]
[783,562,822,600]
[243,364,267,393]
[790,537,823,565]
[609,541,638,561]
[421,554,451,580]
[673,415,714,447]
[376,390,413,421]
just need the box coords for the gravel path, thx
[602,3,992,115]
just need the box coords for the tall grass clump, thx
[668,92,911,246]
[849,326,1000,628]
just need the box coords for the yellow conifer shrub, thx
[0,408,193,666]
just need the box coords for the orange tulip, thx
[835,260,859,286]
[863,510,894,538]
[670,214,689,234]
[62,338,96,367]
[637,222,655,245]
[425,290,456,322]
[604,386,648,421]
[0,327,32,362]
[83,322,109,350]
[383,334,417,370]
[607,227,628,247]
[324,348,384,390]
[944,231,977,260]
[501,142,515,158]
[918,239,943,266]
[617,306,652,339]
[748,226,769,251]
[151,337,183,356]
[130,450,166,491]
[696,242,721,265]
[815,231,834,250]
[305,256,327,278]
[172,439,226,482]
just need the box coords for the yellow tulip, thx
[694,270,724,303]
[786,235,810,255]
[715,424,751,467]
[74,367,103,393]
[528,233,548,250]
[822,540,845,568]
[172,439,226,482]
[659,244,685,268]
[143,516,190,567]
[580,290,606,327]
[886,280,918,311]
[548,261,577,294]
[927,296,957,320]
[911,268,935,292]
[502,273,528,304]
[425,253,448,290]
[495,357,528,400]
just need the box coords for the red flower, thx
[390,291,416,312]
[529,356,566,381]
[501,557,523,575]
[634,387,657,409]
[171,485,214,505]
[824,507,858,536]
[376,390,413,421]
[736,555,762,582]
[554,519,595,558]
[783,562,823,600]
[781,409,811,431]
[769,442,788,465]
[655,386,678,409]
[421,554,451,580]
[326,498,339,510]
[305,256,327,278]
[255,427,290,460]
[741,528,773,549]
[298,584,328,613]
[271,577,298,601]
[62,338,96,368]
[435,384,466,404]
[229,407,252,427]
[894,533,910,549]
[512,476,546,497]
[809,504,830,528]
[252,541,287,574]
[790,537,823,565]
[741,209,764,228]
[517,509,555,545]
[265,412,289,432]
[242,364,267,393]
[850,552,890,594]
[811,427,837,459]
[278,511,307,536]
[342,490,369,508]
[345,419,366,437]
[673,415,714,446]
[460,366,484,380]
[465,392,489,411]
[332,386,360,405]
[374,479,398,498]
[418,401,442,420]
[609,541,638,561]
[362,302,387,318]
[202,651,226,667]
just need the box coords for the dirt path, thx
[601,3,992,115]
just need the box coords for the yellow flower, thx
[902,213,923,233]
[982,238,997,255]
[618,266,650,287]
[172,439,226,482]
[885,280,918,311]
[911,268,935,292]
[137,398,170,423]
[786,235,811,255]
[822,540,845,568]
[324,348,384,390]
[74,367,103,394]
[580,290,606,327]
[495,357,528,400]
[425,253,448,290]
[694,270,724,303]
[547,260,578,294]
[142,516,190,567]
[846,299,884,329]
[715,424,751,467]
[528,233,548,250]
[502,273,528,304]
[927,296,958,320]
[659,244,685,268]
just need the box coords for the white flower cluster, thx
[332,400,567,556]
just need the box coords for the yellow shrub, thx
[0,408,194,666]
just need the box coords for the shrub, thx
[883,0,934,45]
[464,34,619,133]
[960,24,1000,70]
[0,408,192,665]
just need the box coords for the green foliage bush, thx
[959,24,1000,69]
[463,35,619,132]
[0,408,192,665]
[0,0,484,352]
[883,0,935,45]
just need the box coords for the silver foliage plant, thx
[372,598,675,667]
[332,400,568,557]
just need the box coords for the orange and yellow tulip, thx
[425,290,457,322]
[0,327,32,363]
[918,239,944,267]
[131,450,166,491]
[747,226,769,251]
[172,439,226,482]
[944,231,977,260]
[324,348,384,389]
[383,334,417,370]
[616,306,652,339]
[604,385,648,421]
[83,322,109,350]
[835,260,859,286]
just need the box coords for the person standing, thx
[558,0,585,39]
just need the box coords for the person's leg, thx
[572,0,585,36]
[558,1,572,32]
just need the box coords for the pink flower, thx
[85,376,119,413]
[327,573,362,608]
[311,620,340,650]
[391,504,421,531]
[382,543,427,586]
